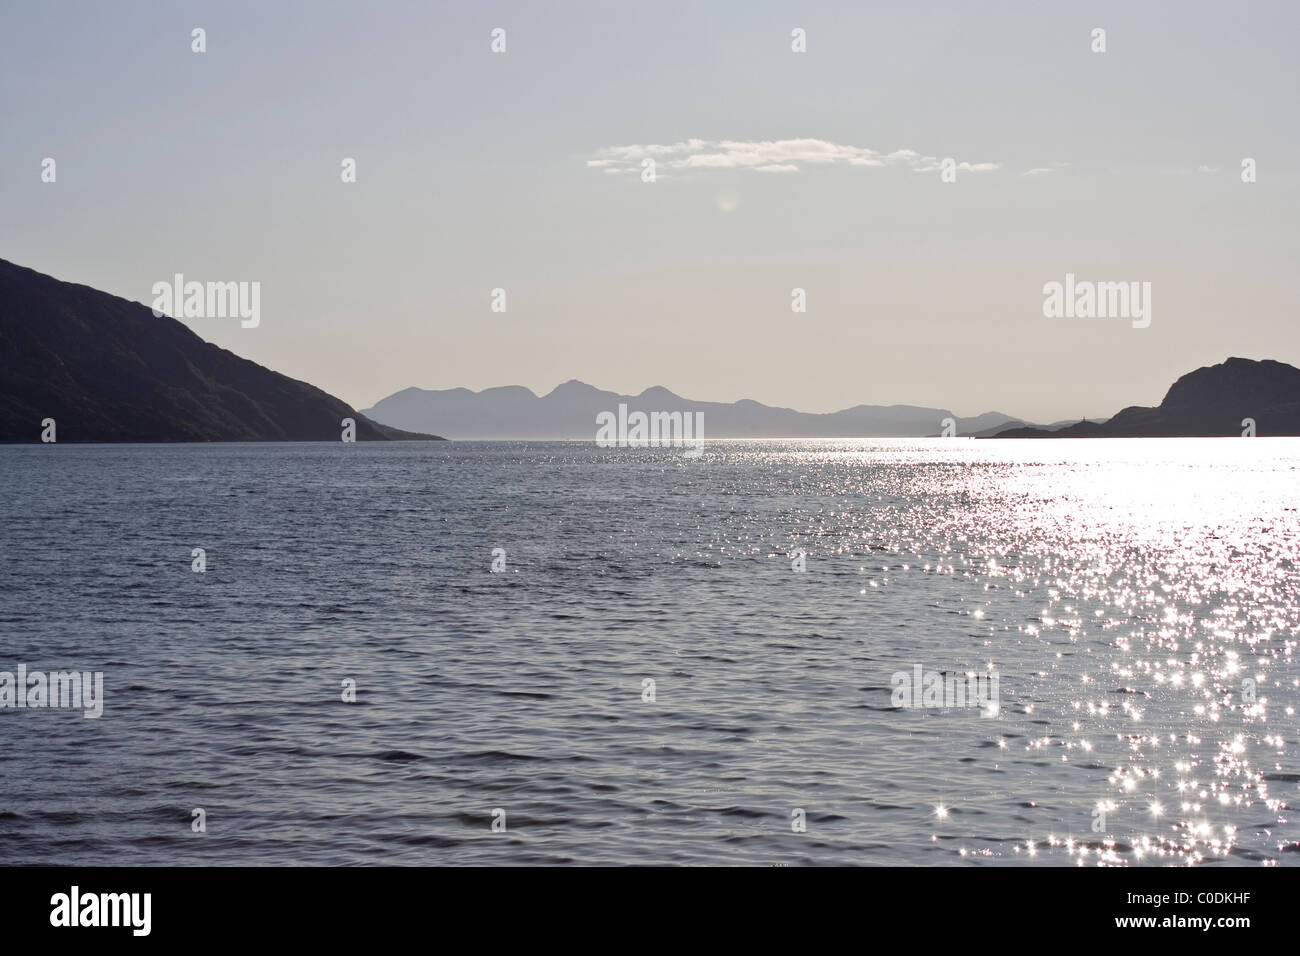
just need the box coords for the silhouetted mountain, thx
[363,380,1047,439]
[970,416,1110,438]
[992,358,1300,437]
[0,259,441,442]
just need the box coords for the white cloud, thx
[1022,162,1070,176]
[586,138,999,176]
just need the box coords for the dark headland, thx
[992,358,1300,438]
[0,258,441,443]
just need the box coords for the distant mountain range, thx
[993,357,1300,437]
[0,259,440,442]
[361,381,1081,440]
[5,258,1296,444]
[364,360,1300,441]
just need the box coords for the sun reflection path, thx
[794,439,1300,865]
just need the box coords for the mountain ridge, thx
[362,379,1066,440]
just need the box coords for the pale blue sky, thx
[2,0,1296,420]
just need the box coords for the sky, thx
[2,0,1297,422]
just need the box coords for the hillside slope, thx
[0,259,441,442]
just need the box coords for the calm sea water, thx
[1,439,1297,866]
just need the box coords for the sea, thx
[1,439,1297,865]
